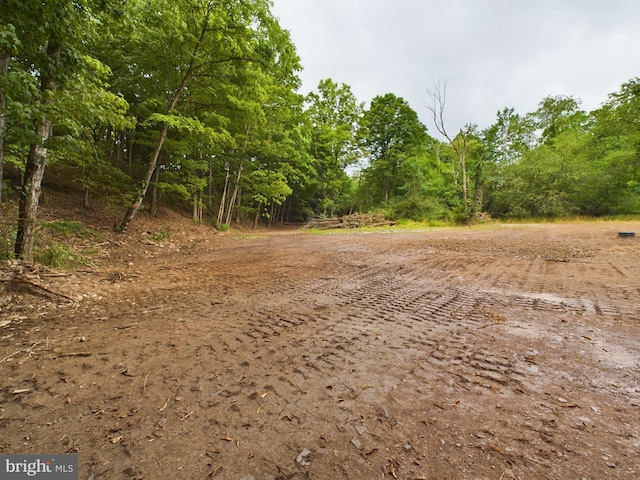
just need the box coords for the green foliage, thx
[534,95,588,144]
[39,219,104,246]
[148,231,170,242]
[359,94,434,207]
[305,79,363,216]
[483,107,536,165]
[482,80,640,219]
[35,243,86,269]
[43,220,86,236]
[216,223,230,232]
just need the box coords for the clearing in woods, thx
[1,218,639,479]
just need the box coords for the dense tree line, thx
[1,0,639,261]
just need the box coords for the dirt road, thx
[1,221,639,479]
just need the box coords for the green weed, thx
[148,231,170,242]
[35,243,86,268]
[43,220,86,235]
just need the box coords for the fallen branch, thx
[54,352,92,358]
[27,281,79,302]
[1,341,43,363]
[4,275,78,303]
[1,350,23,363]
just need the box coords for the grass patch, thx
[35,243,88,269]
[32,219,105,266]
[497,215,640,225]
[148,231,170,242]
[43,220,87,236]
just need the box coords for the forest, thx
[1,0,640,262]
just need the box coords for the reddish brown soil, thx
[1,213,639,479]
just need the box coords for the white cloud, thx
[272,0,640,134]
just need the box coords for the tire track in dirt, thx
[199,248,535,453]
[2,226,639,479]
[217,240,633,478]
[307,259,531,396]
[120,228,638,479]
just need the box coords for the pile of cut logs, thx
[303,213,395,230]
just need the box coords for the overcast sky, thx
[271,0,640,136]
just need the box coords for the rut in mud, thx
[1,222,639,479]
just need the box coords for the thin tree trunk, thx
[119,122,169,231]
[115,130,124,165]
[0,48,8,208]
[253,203,261,229]
[149,158,161,217]
[194,184,203,222]
[193,191,202,222]
[216,162,230,228]
[383,176,389,203]
[268,202,275,227]
[15,41,61,261]
[428,82,470,210]
[128,135,133,176]
[107,125,114,161]
[224,125,251,225]
[460,150,468,207]
[208,155,214,212]
[224,159,243,226]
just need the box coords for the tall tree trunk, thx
[128,135,133,176]
[0,48,8,209]
[460,149,468,207]
[428,82,470,211]
[15,41,61,261]
[216,162,230,228]
[383,176,389,204]
[119,122,169,231]
[208,155,214,212]
[223,125,251,225]
[224,157,243,226]
[116,130,124,164]
[118,7,211,232]
[107,125,114,161]
[253,202,261,229]
[149,157,161,217]
[192,191,200,222]
[268,202,275,227]
[192,183,203,222]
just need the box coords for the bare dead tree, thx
[426,81,471,209]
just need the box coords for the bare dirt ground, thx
[1,211,639,479]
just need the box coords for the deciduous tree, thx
[360,93,429,204]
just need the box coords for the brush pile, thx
[303,213,395,230]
